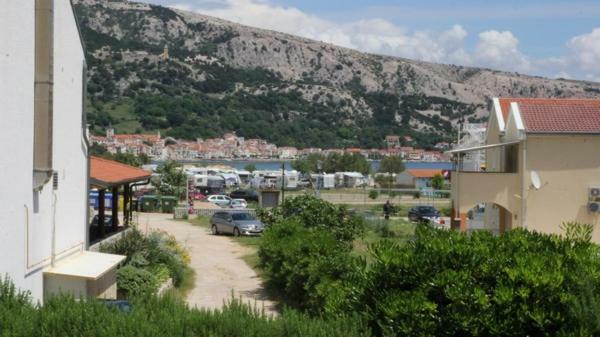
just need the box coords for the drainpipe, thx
[51,191,57,266]
[521,138,527,229]
[453,153,461,229]
[33,0,54,191]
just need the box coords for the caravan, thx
[310,173,335,189]
[335,172,366,188]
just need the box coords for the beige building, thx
[450,98,600,240]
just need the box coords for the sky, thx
[138,0,600,82]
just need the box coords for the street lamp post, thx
[316,161,322,198]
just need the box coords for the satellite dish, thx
[531,171,542,190]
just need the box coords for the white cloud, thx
[568,28,600,71]
[474,30,531,72]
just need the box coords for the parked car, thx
[207,195,232,207]
[228,189,259,202]
[408,206,443,225]
[229,199,248,209]
[99,299,133,313]
[297,179,311,188]
[193,191,207,201]
[210,211,264,236]
[89,214,118,239]
[90,214,116,227]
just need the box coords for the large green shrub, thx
[259,195,364,243]
[100,227,190,295]
[338,224,600,336]
[0,278,370,337]
[259,220,358,312]
[258,196,364,313]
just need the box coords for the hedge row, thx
[0,279,370,337]
[258,196,600,336]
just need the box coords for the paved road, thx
[137,212,277,315]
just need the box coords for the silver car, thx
[207,195,232,207]
[210,211,264,236]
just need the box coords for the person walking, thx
[383,200,392,220]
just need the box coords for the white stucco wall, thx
[0,1,87,302]
[524,135,600,240]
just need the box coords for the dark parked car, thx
[228,189,259,202]
[408,206,442,225]
[210,211,264,236]
[90,214,117,227]
[99,299,133,313]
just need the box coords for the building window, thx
[504,144,519,173]
[33,0,54,190]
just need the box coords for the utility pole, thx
[316,161,322,198]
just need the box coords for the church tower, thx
[162,45,169,60]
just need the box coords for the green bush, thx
[258,195,364,243]
[368,190,379,200]
[0,278,370,337]
[117,266,158,296]
[373,221,395,238]
[100,227,190,294]
[258,196,363,313]
[338,224,600,336]
[259,220,358,313]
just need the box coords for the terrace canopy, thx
[89,156,151,243]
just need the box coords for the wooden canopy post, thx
[111,185,119,232]
[128,184,134,225]
[123,183,130,226]
[98,189,106,238]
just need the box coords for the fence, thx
[194,208,257,217]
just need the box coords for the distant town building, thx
[385,135,401,148]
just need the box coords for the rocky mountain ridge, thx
[73,0,600,148]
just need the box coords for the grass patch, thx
[232,236,263,276]
[190,215,211,227]
[164,266,196,300]
[354,218,416,258]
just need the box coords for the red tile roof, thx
[407,169,442,178]
[90,156,151,186]
[519,99,600,133]
[499,98,600,133]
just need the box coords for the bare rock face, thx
[73,0,600,147]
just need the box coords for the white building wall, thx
[0,1,87,302]
[0,0,39,300]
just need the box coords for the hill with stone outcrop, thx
[73,0,600,148]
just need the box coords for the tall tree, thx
[244,163,257,173]
[292,153,324,174]
[431,173,445,190]
[378,155,405,174]
[152,161,187,199]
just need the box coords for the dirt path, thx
[137,212,277,315]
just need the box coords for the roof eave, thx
[90,176,151,188]
[526,131,600,135]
